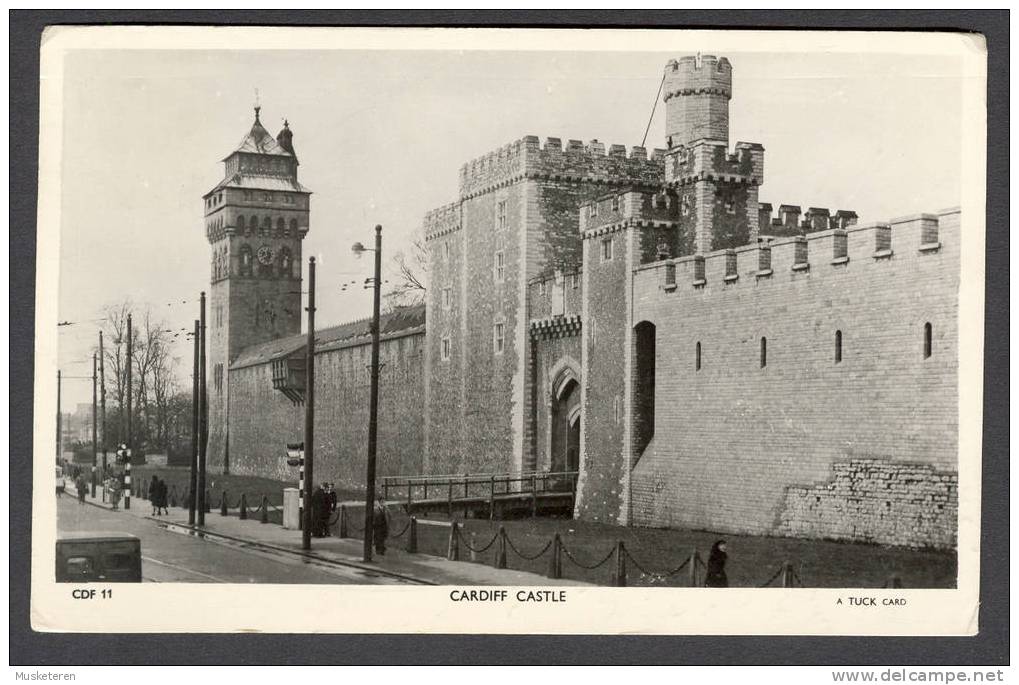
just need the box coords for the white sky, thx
[55,47,965,406]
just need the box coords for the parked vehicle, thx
[56,533,142,583]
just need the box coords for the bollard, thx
[205,489,212,514]
[220,491,228,517]
[239,493,248,520]
[447,521,460,561]
[613,540,627,587]
[689,549,699,587]
[338,505,348,538]
[547,533,562,579]
[91,469,97,498]
[494,527,507,569]
[530,475,537,518]
[469,531,478,562]
[887,574,902,589]
[407,516,418,554]
[260,496,269,524]
[782,561,794,588]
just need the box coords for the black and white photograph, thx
[29,24,987,636]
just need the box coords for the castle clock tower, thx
[203,107,311,472]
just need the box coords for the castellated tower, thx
[663,54,732,148]
[203,107,311,473]
[662,55,763,254]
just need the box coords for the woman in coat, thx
[704,539,729,588]
[372,495,390,555]
[149,476,160,515]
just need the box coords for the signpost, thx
[286,442,305,530]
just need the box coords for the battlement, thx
[665,139,764,186]
[641,208,958,293]
[458,135,666,198]
[422,201,461,241]
[758,203,859,236]
[663,54,732,99]
[579,189,679,234]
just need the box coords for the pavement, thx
[64,482,590,586]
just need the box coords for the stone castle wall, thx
[605,210,960,548]
[226,330,426,490]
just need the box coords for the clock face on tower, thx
[256,244,274,265]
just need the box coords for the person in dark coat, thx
[156,477,169,515]
[310,485,326,537]
[326,483,338,514]
[371,495,390,555]
[149,476,160,515]
[704,539,729,587]
[318,484,333,537]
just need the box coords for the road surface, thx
[57,495,416,584]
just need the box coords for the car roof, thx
[57,532,140,543]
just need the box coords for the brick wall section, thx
[778,459,957,548]
[621,209,960,548]
[226,329,426,489]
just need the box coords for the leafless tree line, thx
[99,301,191,454]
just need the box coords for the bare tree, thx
[383,232,429,310]
[100,300,182,452]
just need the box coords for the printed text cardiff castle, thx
[201,55,959,549]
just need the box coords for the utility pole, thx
[198,293,207,527]
[302,257,315,551]
[91,353,98,497]
[99,331,107,474]
[125,313,133,510]
[92,353,97,465]
[363,225,383,563]
[56,370,61,462]
[189,318,199,526]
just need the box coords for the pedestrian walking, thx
[157,477,169,515]
[326,483,338,514]
[372,495,390,555]
[311,485,326,538]
[149,475,160,515]
[108,477,122,511]
[704,539,729,588]
[76,474,87,505]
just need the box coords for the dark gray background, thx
[9,9,1009,666]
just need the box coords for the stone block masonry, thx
[612,209,960,548]
[778,459,957,548]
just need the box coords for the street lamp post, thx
[302,256,316,552]
[352,224,383,563]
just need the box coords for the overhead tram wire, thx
[640,70,667,150]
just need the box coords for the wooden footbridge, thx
[380,470,579,520]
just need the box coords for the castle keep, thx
[207,55,959,549]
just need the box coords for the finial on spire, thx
[254,88,261,122]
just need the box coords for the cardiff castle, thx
[201,55,959,549]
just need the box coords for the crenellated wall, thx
[606,209,960,548]
[458,135,665,199]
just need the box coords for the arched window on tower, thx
[279,247,292,278]
[289,218,297,235]
[277,217,285,234]
[237,215,245,232]
[262,216,271,233]
[240,244,253,276]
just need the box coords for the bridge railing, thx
[381,470,579,511]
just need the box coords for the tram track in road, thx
[155,520,434,585]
